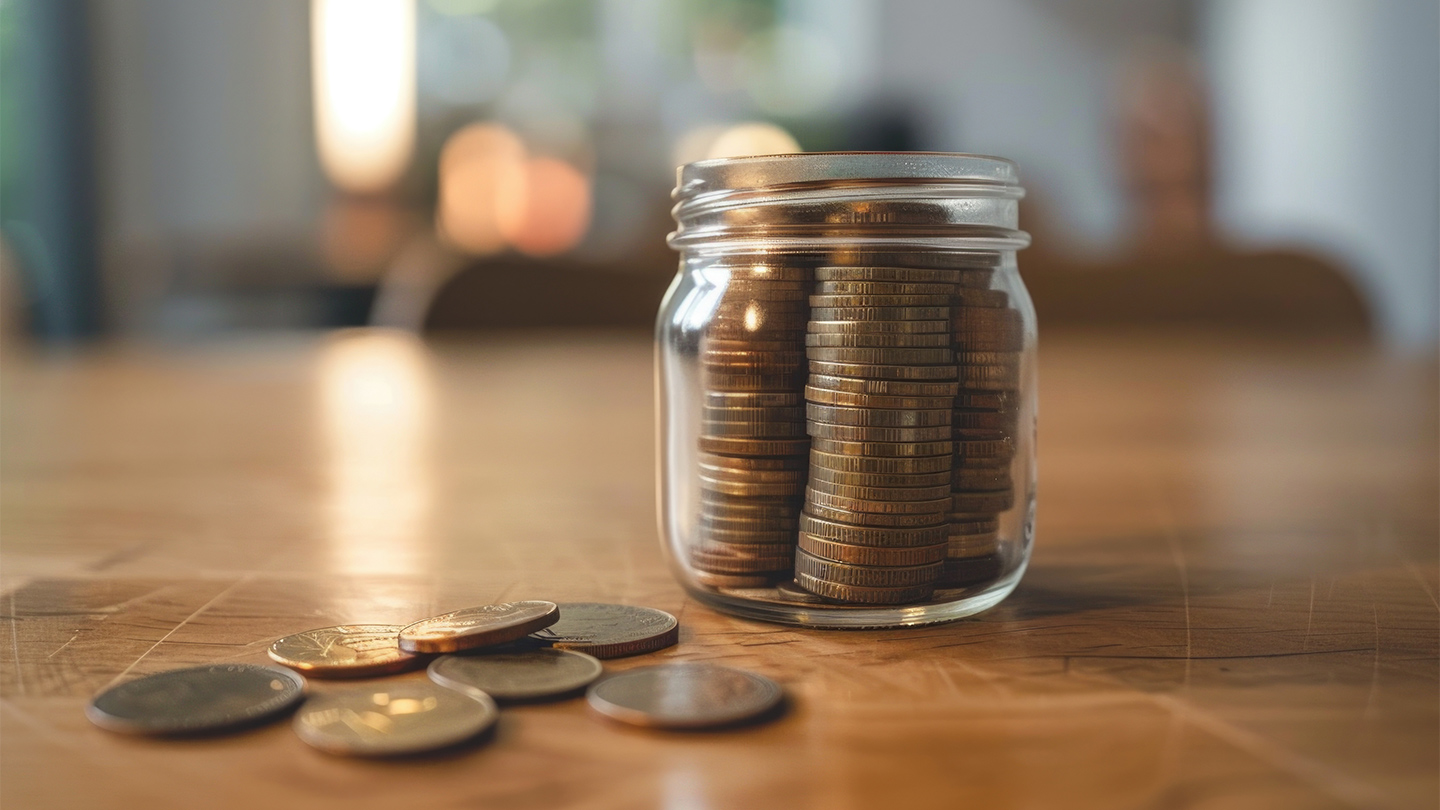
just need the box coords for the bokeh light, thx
[437,123,527,255]
[706,122,802,160]
[495,157,592,257]
[311,0,417,194]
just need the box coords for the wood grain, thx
[2,330,1435,809]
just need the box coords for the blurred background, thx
[0,0,1435,346]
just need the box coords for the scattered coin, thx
[293,680,497,756]
[586,664,783,729]
[398,601,560,654]
[428,648,603,701]
[87,664,306,736]
[268,624,420,679]
[533,603,681,659]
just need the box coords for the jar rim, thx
[675,151,1021,201]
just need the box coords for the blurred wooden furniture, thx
[2,330,1434,809]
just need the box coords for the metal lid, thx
[675,152,1021,201]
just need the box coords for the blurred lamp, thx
[706,122,802,160]
[496,157,592,258]
[312,0,417,193]
[437,123,526,255]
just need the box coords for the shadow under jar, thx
[657,153,1035,628]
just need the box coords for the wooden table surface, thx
[2,330,1436,810]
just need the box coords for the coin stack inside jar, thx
[693,262,813,587]
[792,264,965,604]
[945,258,1022,586]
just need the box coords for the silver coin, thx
[533,603,681,659]
[586,663,784,729]
[428,648,603,701]
[87,664,306,736]
[293,680,497,757]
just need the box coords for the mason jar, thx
[657,152,1034,628]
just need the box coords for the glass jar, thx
[657,153,1034,628]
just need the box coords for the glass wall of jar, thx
[657,153,1034,628]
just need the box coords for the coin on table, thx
[428,648,603,701]
[87,664,306,736]
[293,680,497,756]
[586,663,784,729]
[530,602,681,659]
[268,624,420,679]
[398,601,559,654]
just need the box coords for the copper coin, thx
[807,374,960,397]
[805,331,954,348]
[950,490,1016,513]
[704,391,803,408]
[587,664,783,729]
[429,648,604,700]
[87,664,306,736]
[807,403,952,427]
[953,389,1020,410]
[806,346,955,365]
[398,601,559,654]
[808,294,954,308]
[807,477,952,502]
[809,437,954,457]
[698,452,808,471]
[809,361,958,381]
[720,263,812,281]
[804,386,954,410]
[814,266,971,284]
[794,571,935,604]
[798,535,947,567]
[808,449,953,475]
[532,603,680,659]
[268,624,420,679]
[949,516,1000,535]
[697,436,811,456]
[951,410,1018,431]
[794,549,944,588]
[807,319,951,334]
[951,466,1012,490]
[701,477,807,497]
[803,501,949,528]
[702,421,807,439]
[807,422,953,443]
[954,438,1016,460]
[811,306,952,322]
[809,465,952,489]
[815,281,958,296]
[798,513,947,547]
[947,534,1000,557]
[694,570,775,588]
[293,680,497,757]
[697,526,797,545]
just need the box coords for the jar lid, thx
[675,152,1021,201]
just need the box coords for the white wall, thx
[1205,0,1439,347]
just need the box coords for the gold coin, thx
[952,289,1009,308]
[806,488,952,515]
[794,549,943,589]
[954,438,1016,460]
[807,477,952,502]
[939,555,1002,586]
[534,603,680,659]
[794,571,935,604]
[951,466,1012,490]
[950,490,1016,513]
[804,501,950,528]
[698,436,811,456]
[811,306,952,321]
[809,448,951,474]
[808,294,954,308]
[805,331,953,348]
[704,391,803,408]
[428,648,603,700]
[798,535,948,567]
[399,602,559,654]
[698,464,808,484]
[700,476,806,497]
[808,360,958,381]
[702,338,804,352]
[700,372,806,392]
[798,513,947,546]
[293,681,497,757]
[698,452,808,471]
[807,319,951,334]
[804,386,954,410]
[807,422,953,443]
[700,488,802,507]
[720,263,813,282]
[805,346,955,365]
[808,465,951,488]
[816,281,958,296]
[698,525,797,545]
[699,513,799,533]
[806,403,951,427]
[808,374,960,397]
[949,516,1000,535]
[719,287,809,301]
[268,624,420,679]
[810,437,953,457]
[815,266,973,284]
[701,349,806,367]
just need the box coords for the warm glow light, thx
[436,124,527,255]
[318,330,434,575]
[495,157,592,257]
[705,122,801,160]
[312,0,417,193]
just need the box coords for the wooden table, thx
[2,330,1435,809]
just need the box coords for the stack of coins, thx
[792,265,964,604]
[693,262,812,586]
[945,263,1024,586]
